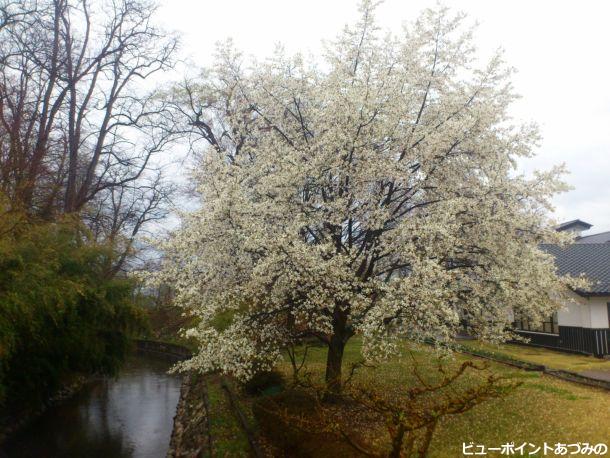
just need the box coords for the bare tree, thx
[85,171,176,275]
[0,1,35,32]
[0,0,179,272]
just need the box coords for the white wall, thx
[588,296,610,328]
[557,292,589,327]
[557,292,610,329]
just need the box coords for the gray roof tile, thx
[576,231,610,244]
[542,243,610,295]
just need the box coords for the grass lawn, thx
[205,376,251,457]
[260,338,610,457]
[458,340,610,373]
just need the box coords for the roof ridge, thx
[544,243,610,247]
[579,230,610,237]
[556,219,593,230]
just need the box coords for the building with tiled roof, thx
[513,220,610,356]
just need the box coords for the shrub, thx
[243,370,285,396]
[0,204,146,412]
[252,389,358,457]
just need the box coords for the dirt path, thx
[577,369,610,383]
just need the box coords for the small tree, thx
[255,355,520,457]
[154,2,576,391]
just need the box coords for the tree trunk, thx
[325,332,346,394]
[389,423,406,458]
[417,421,437,457]
[325,309,349,394]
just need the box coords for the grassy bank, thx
[458,339,610,372]
[172,338,610,457]
[263,340,609,456]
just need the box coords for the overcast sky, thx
[157,0,610,234]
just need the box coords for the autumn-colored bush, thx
[253,388,363,457]
[253,357,520,457]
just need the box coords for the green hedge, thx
[0,207,145,411]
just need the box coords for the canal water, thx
[1,352,182,458]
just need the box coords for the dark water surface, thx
[2,353,182,458]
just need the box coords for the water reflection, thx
[2,352,182,458]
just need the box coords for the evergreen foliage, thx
[0,196,145,410]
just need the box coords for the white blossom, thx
[150,2,580,384]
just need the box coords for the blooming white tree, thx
[154,2,576,391]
